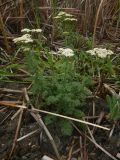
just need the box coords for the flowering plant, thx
[13,29,93,136]
[75,47,113,76]
[86,48,114,58]
[54,11,77,41]
[13,34,33,44]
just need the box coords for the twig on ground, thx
[109,123,116,138]
[0,110,13,125]
[72,122,118,160]
[79,136,83,159]
[33,108,110,131]
[104,83,120,98]
[87,126,118,160]
[11,108,23,120]
[67,139,74,160]
[0,107,7,112]
[92,111,105,134]
[0,100,110,131]
[72,148,80,155]
[17,129,39,142]
[92,100,95,118]
[0,87,32,94]
[8,108,23,159]
[23,88,61,160]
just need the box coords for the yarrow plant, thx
[13,27,93,136]
[86,48,114,58]
[76,47,116,79]
[13,28,43,44]
[53,11,93,50]
[54,11,78,46]
[13,28,44,55]
[54,11,77,21]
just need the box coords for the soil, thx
[0,83,120,160]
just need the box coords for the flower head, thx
[49,48,74,57]
[58,48,74,57]
[21,28,31,33]
[21,28,42,33]
[13,34,33,44]
[31,29,42,33]
[64,18,77,21]
[57,11,66,16]
[54,11,76,21]
[86,48,114,58]
[57,12,73,17]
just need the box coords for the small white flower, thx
[23,39,33,43]
[49,48,74,57]
[21,28,31,33]
[13,34,33,44]
[64,18,77,21]
[56,11,73,17]
[31,29,42,33]
[65,13,73,17]
[54,11,74,19]
[86,48,114,58]
[58,11,66,16]
[58,48,74,57]
[21,28,42,33]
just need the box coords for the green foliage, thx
[77,51,115,78]
[15,32,93,136]
[25,50,41,74]
[29,52,92,135]
[106,95,120,120]
[0,49,23,82]
[59,120,73,136]
[64,32,92,49]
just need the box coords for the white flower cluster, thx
[21,28,42,33]
[13,34,33,44]
[54,11,77,21]
[50,48,74,57]
[86,48,114,58]
[58,48,74,57]
[13,28,42,44]
[55,11,73,17]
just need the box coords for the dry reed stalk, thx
[23,88,61,160]
[93,0,105,47]
[8,108,24,159]
[19,0,24,29]
[0,0,119,46]
[0,101,110,131]
[72,123,118,160]
[0,11,10,51]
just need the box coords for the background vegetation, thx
[0,0,120,136]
